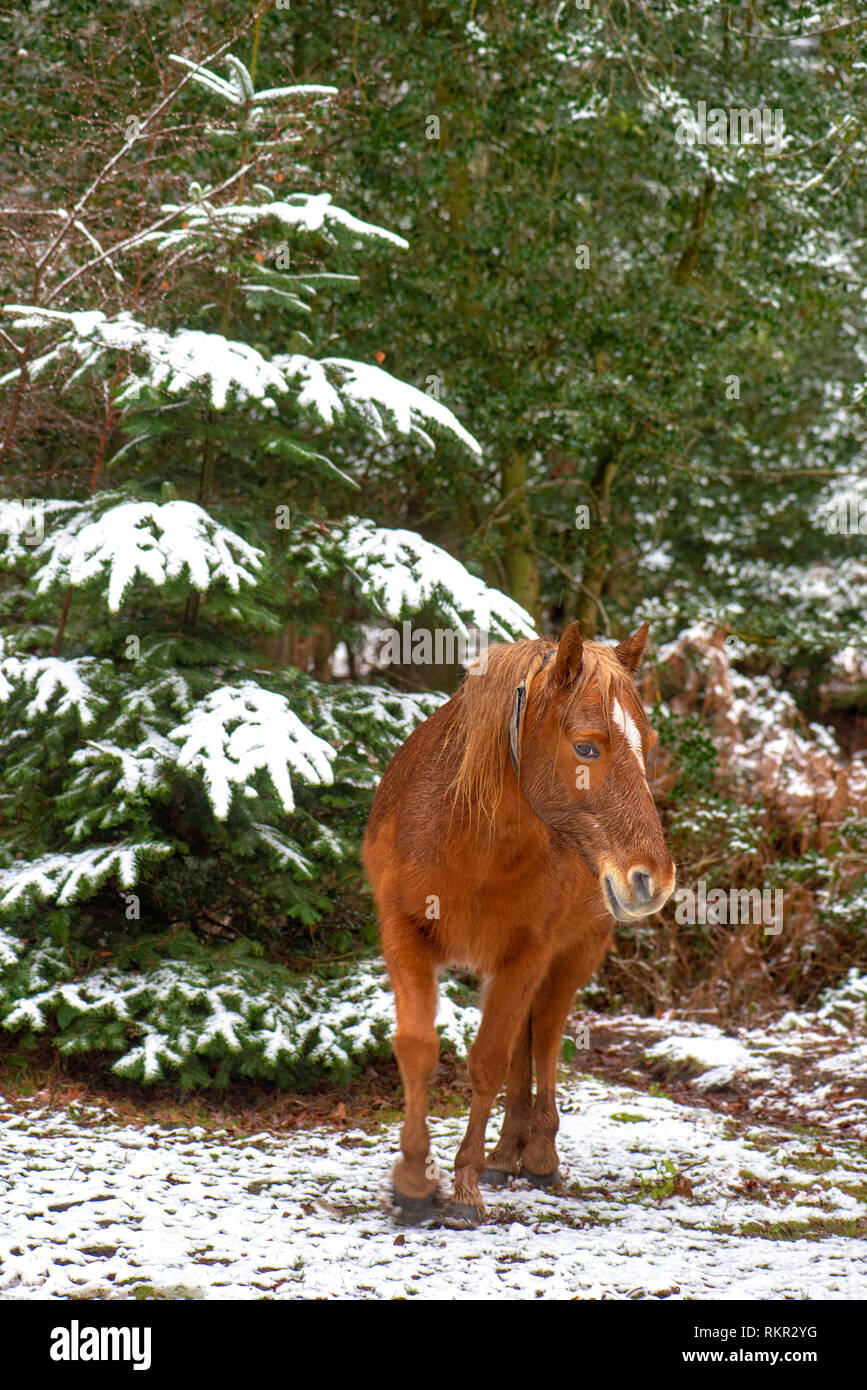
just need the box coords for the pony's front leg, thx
[447,951,548,1228]
[522,938,605,1186]
[383,928,441,1220]
[481,1012,532,1185]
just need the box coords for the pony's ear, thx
[554,621,584,684]
[614,621,650,674]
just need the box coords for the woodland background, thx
[0,0,865,1091]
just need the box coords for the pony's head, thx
[454,621,676,921]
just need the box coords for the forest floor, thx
[1,993,866,1300]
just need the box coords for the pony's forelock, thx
[449,637,640,824]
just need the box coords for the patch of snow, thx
[645,1034,767,1091]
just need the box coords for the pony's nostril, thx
[631,870,652,902]
[604,874,623,919]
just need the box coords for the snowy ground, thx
[1,1067,865,1300]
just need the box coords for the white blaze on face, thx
[611,698,648,783]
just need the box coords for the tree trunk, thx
[576,455,618,638]
[500,451,541,629]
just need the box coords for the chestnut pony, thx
[363,621,675,1226]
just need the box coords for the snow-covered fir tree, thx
[0,46,530,1085]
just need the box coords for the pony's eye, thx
[573,742,600,760]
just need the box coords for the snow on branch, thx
[0,499,81,564]
[335,518,537,640]
[168,52,337,108]
[149,191,409,251]
[26,498,263,613]
[67,736,173,823]
[313,681,445,750]
[0,956,478,1082]
[0,641,104,726]
[0,841,173,913]
[167,682,336,820]
[252,822,317,878]
[0,312,475,462]
[276,354,482,456]
[1,307,292,410]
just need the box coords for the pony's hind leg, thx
[481,1012,532,1185]
[382,924,441,1219]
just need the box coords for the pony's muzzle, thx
[602,864,675,921]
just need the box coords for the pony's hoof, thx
[392,1187,438,1224]
[441,1202,485,1229]
[520,1164,562,1190]
[481,1167,516,1188]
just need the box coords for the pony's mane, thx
[448,636,638,824]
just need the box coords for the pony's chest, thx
[439,835,588,921]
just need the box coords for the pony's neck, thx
[458,762,550,850]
